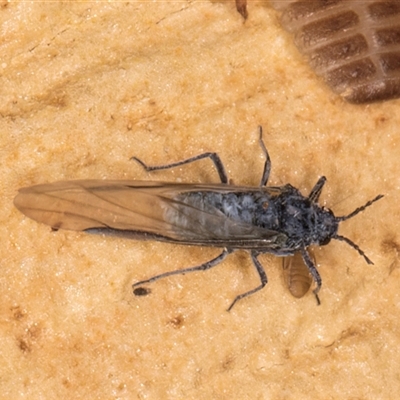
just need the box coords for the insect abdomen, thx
[169,191,280,236]
[270,0,400,103]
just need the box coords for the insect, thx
[236,0,400,103]
[14,127,383,310]
[283,251,315,300]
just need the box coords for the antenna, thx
[334,194,384,264]
[336,194,384,222]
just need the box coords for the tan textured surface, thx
[1,1,400,399]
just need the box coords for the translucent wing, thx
[14,180,285,248]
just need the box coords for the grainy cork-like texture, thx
[1,1,400,399]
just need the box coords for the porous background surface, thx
[1,1,399,398]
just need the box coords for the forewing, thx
[14,180,284,246]
[14,180,183,236]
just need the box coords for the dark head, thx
[306,176,383,264]
[319,194,384,265]
[311,207,338,246]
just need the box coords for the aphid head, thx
[332,194,384,264]
[312,207,338,246]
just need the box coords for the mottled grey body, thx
[169,185,337,253]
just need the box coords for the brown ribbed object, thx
[269,0,400,103]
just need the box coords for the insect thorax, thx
[279,186,339,249]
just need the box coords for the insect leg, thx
[132,248,233,294]
[132,151,229,184]
[300,247,321,305]
[227,250,268,311]
[258,126,272,187]
[308,176,327,203]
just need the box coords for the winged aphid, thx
[14,127,383,309]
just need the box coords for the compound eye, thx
[320,237,331,246]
